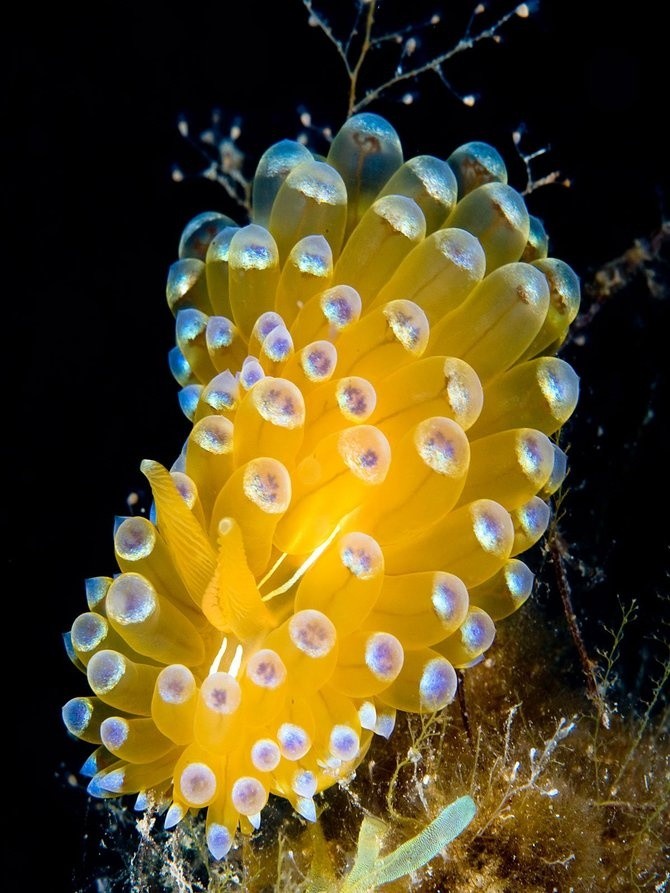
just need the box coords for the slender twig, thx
[548,527,605,724]
[591,599,638,793]
[347,2,377,117]
[456,669,473,746]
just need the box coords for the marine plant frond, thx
[385,708,453,820]
[611,635,670,794]
[338,796,476,892]
[595,597,639,701]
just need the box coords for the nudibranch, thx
[62,114,580,860]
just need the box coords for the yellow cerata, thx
[63,113,580,860]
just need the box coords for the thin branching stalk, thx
[612,646,670,793]
[304,0,535,117]
[476,710,576,836]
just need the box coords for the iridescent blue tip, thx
[62,697,92,736]
[420,659,457,710]
[168,346,193,387]
[178,384,203,420]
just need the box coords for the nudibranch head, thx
[63,112,580,859]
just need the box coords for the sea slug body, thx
[63,113,580,860]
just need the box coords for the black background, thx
[5,1,667,889]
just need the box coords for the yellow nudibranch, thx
[62,114,580,860]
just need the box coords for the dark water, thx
[6,1,666,889]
